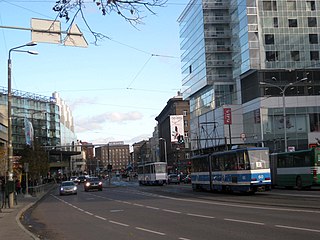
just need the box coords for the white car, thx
[60,181,78,195]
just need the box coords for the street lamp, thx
[7,42,38,207]
[260,77,307,152]
[159,138,167,164]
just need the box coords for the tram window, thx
[238,153,245,170]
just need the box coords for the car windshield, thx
[61,182,74,186]
[88,177,99,181]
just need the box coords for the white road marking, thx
[95,215,106,220]
[224,218,265,225]
[133,203,144,207]
[146,206,160,210]
[162,209,181,214]
[275,225,320,233]
[84,211,93,216]
[109,220,129,227]
[110,210,124,213]
[187,213,215,219]
[135,227,166,235]
[179,238,191,240]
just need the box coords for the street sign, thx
[31,18,61,44]
[64,24,88,48]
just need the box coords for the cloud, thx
[74,111,143,133]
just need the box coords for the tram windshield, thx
[154,163,167,173]
[248,150,269,170]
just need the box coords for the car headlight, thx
[99,182,102,185]
[73,186,77,191]
[60,187,64,191]
[85,182,90,187]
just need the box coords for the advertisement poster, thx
[170,115,184,143]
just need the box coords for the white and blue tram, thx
[191,147,271,193]
[138,162,167,186]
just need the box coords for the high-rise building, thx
[179,0,320,153]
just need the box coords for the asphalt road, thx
[23,181,320,240]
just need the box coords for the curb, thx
[15,184,56,240]
[16,202,40,240]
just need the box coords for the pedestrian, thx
[15,179,21,194]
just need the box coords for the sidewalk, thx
[0,191,50,240]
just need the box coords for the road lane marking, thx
[110,210,124,213]
[133,203,144,207]
[95,215,106,220]
[84,211,93,216]
[109,220,129,227]
[135,227,166,235]
[162,209,181,214]
[275,225,320,233]
[146,206,160,210]
[187,213,215,219]
[179,238,191,240]
[224,218,265,225]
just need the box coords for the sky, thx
[0,0,190,146]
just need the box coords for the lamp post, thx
[7,42,37,207]
[159,138,167,164]
[260,77,307,152]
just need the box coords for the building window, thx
[287,1,296,10]
[310,113,320,132]
[289,19,298,27]
[308,17,317,27]
[306,1,316,11]
[310,51,319,60]
[309,34,318,44]
[263,1,277,11]
[265,34,274,44]
[274,17,278,28]
[183,110,188,116]
[266,51,279,61]
[184,120,188,128]
[291,51,300,61]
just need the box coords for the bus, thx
[270,147,320,189]
[191,147,271,193]
[137,162,167,186]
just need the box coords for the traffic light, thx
[178,135,184,144]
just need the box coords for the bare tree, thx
[53,0,167,44]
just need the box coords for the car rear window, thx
[62,182,74,186]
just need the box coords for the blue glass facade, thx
[179,0,320,152]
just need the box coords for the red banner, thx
[224,108,232,125]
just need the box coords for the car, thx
[167,174,180,184]
[182,175,191,184]
[60,181,77,195]
[84,177,103,192]
[70,176,80,184]
[77,175,87,183]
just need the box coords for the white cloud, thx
[74,111,144,133]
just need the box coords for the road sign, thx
[31,18,61,44]
[64,24,88,48]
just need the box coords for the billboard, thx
[24,117,34,146]
[224,108,232,124]
[170,115,184,143]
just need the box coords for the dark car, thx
[77,175,87,183]
[182,175,191,184]
[167,174,180,184]
[84,177,103,192]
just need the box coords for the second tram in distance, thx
[138,162,167,186]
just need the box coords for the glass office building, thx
[179,0,320,153]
